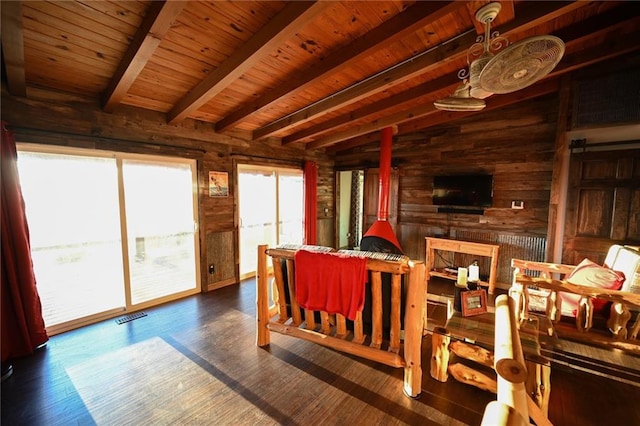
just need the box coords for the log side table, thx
[426,300,554,416]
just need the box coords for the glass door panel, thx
[122,159,198,305]
[238,166,303,277]
[278,171,303,245]
[238,169,277,276]
[18,152,125,327]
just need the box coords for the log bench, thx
[256,244,427,397]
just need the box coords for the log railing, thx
[256,244,427,397]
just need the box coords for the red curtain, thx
[303,160,317,245]
[1,122,49,362]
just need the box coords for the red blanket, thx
[294,250,368,321]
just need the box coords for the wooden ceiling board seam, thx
[21,21,123,60]
[22,25,122,67]
[41,1,138,44]
[147,47,216,80]
[167,18,242,61]
[53,0,142,34]
[21,5,132,54]
[157,32,229,69]
[1,0,27,96]
[198,0,286,34]
[23,42,118,80]
[23,63,106,96]
[79,0,149,27]
[133,63,203,93]
[104,0,150,17]
[118,93,174,112]
[175,7,255,47]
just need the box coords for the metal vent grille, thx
[572,68,640,128]
[450,230,547,284]
[115,312,147,325]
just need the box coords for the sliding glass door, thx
[238,165,303,277]
[121,159,198,305]
[17,145,200,334]
[18,151,126,328]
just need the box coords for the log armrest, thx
[510,258,640,341]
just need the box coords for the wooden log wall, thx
[335,94,560,285]
[1,85,334,290]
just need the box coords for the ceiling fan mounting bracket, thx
[475,2,502,25]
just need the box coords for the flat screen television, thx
[432,174,493,208]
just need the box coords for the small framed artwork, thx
[461,289,488,317]
[209,171,229,197]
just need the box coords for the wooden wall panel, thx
[206,230,236,291]
[337,95,559,282]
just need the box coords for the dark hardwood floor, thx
[2,279,639,425]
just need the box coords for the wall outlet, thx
[511,200,524,209]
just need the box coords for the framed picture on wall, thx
[209,171,229,197]
[461,289,488,317]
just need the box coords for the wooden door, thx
[562,148,640,265]
[363,167,400,234]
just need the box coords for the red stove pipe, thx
[362,126,403,253]
[377,126,393,221]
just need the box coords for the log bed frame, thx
[256,244,427,398]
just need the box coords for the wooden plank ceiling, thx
[2,1,639,152]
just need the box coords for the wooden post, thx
[631,313,640,340]
[508,284,524,325]
[525,361,551,416]
[431,326,450,382]
[481,401,527,426]
[285,258,302,325]
[304,308,316,330]
[607,302,631,339]
[494,294,529,424]
[389,273,401,353]
[271,257,289,323]
[256,244,271,347]
[488,250,499,295]
[546,290,562,324]
[494,295,528,383]
[576,296,594,332]
[403,262,425,398]
[353,311,365,344]
[336,314,347,338]
[370,270,383,349]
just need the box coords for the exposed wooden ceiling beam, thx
[167,1,326,125]
[330,26,639,154]
[1,1,27,97]
[399,78,560,134]
[252,1,580,141]
[282,73,460,145]
[329,78,561,154]
[310,5,640,150]
[102,0,186,112]
[214,1,460,132]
